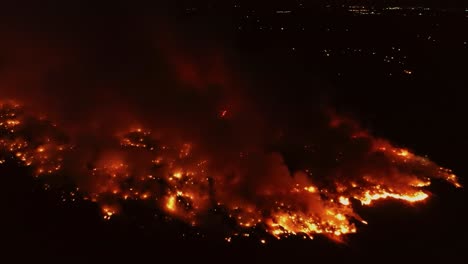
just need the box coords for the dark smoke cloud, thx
[0,1,379,188]
[1,0,456,209]
[0,2,296,187]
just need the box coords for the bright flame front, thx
[0,102,461,242]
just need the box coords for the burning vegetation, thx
[0,100,461,242]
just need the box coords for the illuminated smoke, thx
[0,101,460,242]
[0,8,461,242]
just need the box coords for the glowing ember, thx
[304,186,317,193]
[0,102,461,242]
[220,109,228,118]
[166,196,177,212]
[339,196,350,206]
[102,206,117,220]
[173,171,183,179]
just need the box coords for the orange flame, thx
[0,102,461,242]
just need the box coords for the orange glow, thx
[102,206,116,220]
[166,196,176,212]
[0,102,461,243]
[357,190,429,205]
[304,186,317,193]
[397,149,409,157]
[173,171,183,179]
[339,196,350,206]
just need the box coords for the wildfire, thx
[357,190,429,205]
[0,102,461,242]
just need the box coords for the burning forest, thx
[0,99,460,243]
[0,4,463,248]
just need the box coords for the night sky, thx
[1,1,467,262]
